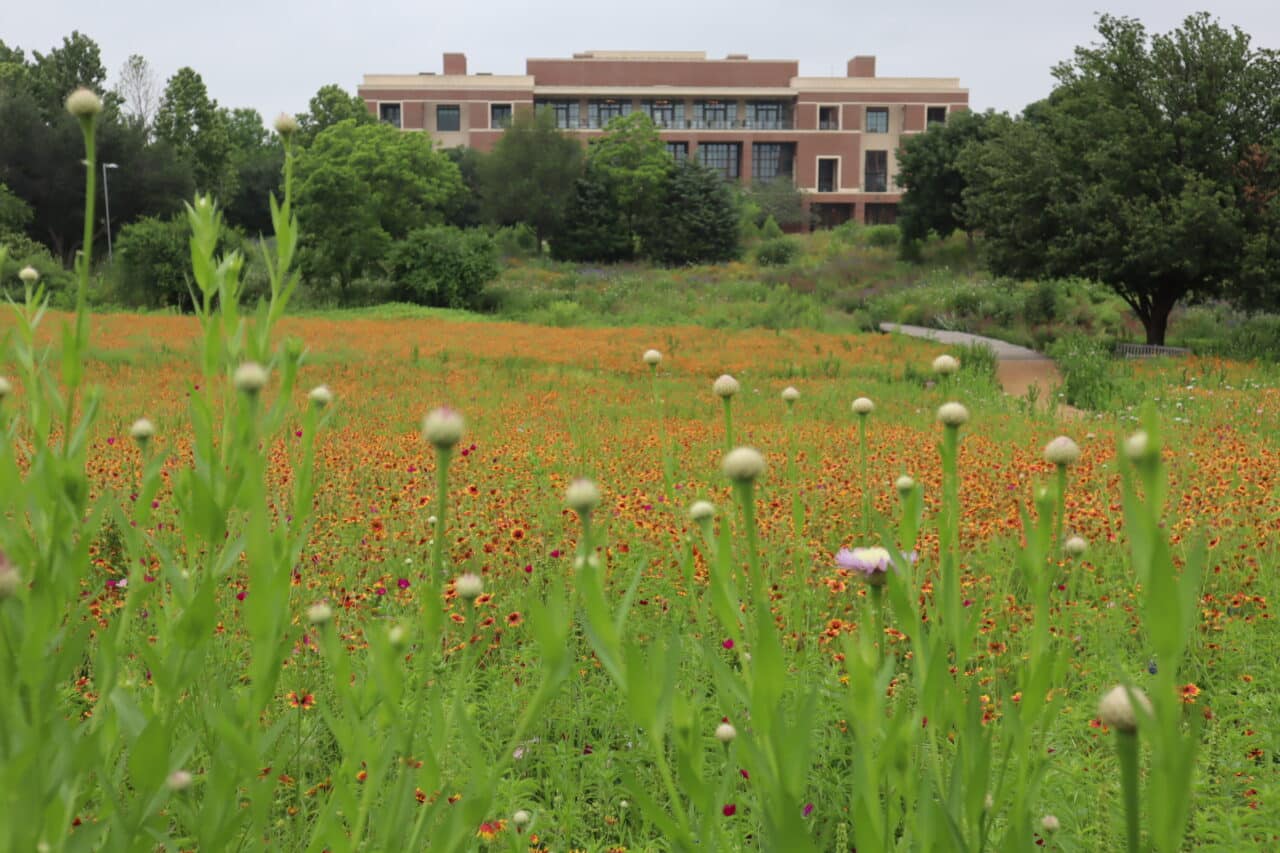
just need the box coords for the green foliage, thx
[863,224,900,248]
[0,180,31,235]
[0,232,73,304]
[896,109,1006,245]
[962,13,1280,344]
[754,236,799,267]
[491,223,539,258]
[387,225,499,308]
[112,214,246,310]
[585,112,672,242]
[759,215,784,241]
[294,119,462,295]
[154,67,235,197]
[1048,333,1119,408]
[480,108,583,245]
[743,179,808,230]
[551,165,634,263]
[294,83,374,146]
[641,159,740,266]
[443,146,485,229]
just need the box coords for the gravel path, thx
[878,323,1063,399]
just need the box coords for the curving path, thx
[878,323,1063,399]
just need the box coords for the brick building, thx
[358,51,968,227]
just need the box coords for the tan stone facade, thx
[358,51,969,226]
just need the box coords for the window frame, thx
[436,104,461,132]
[378,102,402,128]
[926,105,948,127]
[694,100,737,130]
[489,103,513,129]
[751,142,795,182]
[816,156,840,193]
[642,99,684,129]
[665,141,689,161]
[817,105,840,131]
[698,142,741,179]
[588,99,632,129]
[865,106,889,134]
[536,99,580,129]
[864,150,889,192]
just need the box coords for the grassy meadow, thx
[3,302,1278,850]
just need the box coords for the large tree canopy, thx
[294,119,462,295]
[479,108,583,246]
[154,67,235,197]
[962,13,1280,344]
[295,84,374,146]
[897,109,1007,246]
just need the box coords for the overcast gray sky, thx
[6,1,1279,121]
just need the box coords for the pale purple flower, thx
[835,546,892,581]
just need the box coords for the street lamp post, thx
[102,162,119,261]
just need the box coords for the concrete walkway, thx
[878,323,1063,399]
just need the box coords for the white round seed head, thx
[274,112,299,136]
[565,478,602,514]
[722,446,766,483]
[895,475,916,495]
[936,401,970,427]
[65,88,103,119]
[1124,430,1156,464]
[129,418,155,442]
[18,266,39,285]
[233,361,269,394]
[932,354,960,376]
[715,722,737,743]
[308,385,333,407]
[306,602,333,625]
[713,374,740,399]
[0,377,12,399]
[422,407,465,449]
[388,624,408,648]
[1063,535,1088,558]
[852,396,874,416]
[166,770,193,792]
[1044,435,1081,466]
[0,553,20,599]
[455,573,483,601]
[1041,815,1060,833]
[643,349,662,366]
[1098,684,1153,734]
[781,386,800,403]
[512,809,532,828]
[688,500,716,522]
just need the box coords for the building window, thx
[666,142,689,161]
[536,99,580,129]
[752,143,794,181]
[865,203,897,224]
[927,106,947,126]
[436,105,461,132]
[818,106,839,130]
[379,103,402,128]
[865,150,888,192]
[748,101,788,129]
[588,100,632,129]
[698,143,740,179]
[817,158,839,193]
[642,100,684,129]
[866,107,889,134]
[490,104,513,129]
[694,100,737,129]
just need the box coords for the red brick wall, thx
[902,104,925,132]
[526,58,797,88]
[402,102,425,130]
[443,53,467,75]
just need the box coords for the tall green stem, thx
[722,398,734,451]
[859,417,870,535]
[1117,731,1141,853]
[430,448,452,585]
[734,481,761,598]
[1053,465,1068,558]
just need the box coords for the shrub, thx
[491,224,540,258]
[0,233,74,306]
[1025,279,1059,324]
[959,341,999,380]
[114,215,245,311]
[1048,333,1117,409]
[641,160,740,266]
[388,226,499,309]
[759,215,785,241]
[863,224,900,248]
[754,237,799,267]
[552,166,634,263]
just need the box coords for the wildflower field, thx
[3,95,1280,852]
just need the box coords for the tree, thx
[29,31,109,119]
[442,146,485,228]
[897,109,1006,248]
[551,165,634,263]
[294,120,462,297]
[479,108,582,246]
[113,214,243,310]
[387,226,499,308]
[962,13,1280,344]
[641,159,740,266]
[154,67,235,197]
[585,112,671,246]
[221,108,282,236]
[0,181,31,236]
[295,84,373,146]
[114,54,159,130]
[742,179,809,231]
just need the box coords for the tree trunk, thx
[1143,301,1171,345]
